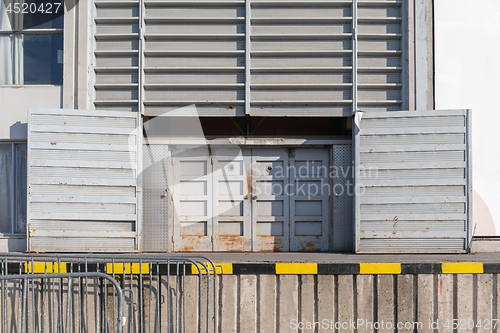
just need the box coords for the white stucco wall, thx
[435,0,500,236]
[0,86,62,140]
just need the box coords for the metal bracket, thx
[352,109,365,116]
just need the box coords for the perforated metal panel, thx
[91,0,408,116]
[27,108,140,252]
[354,109,472,253]
[142,144,170,252]
[332,144,353,252]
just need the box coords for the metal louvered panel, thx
[354,109,472,253]
[142,0,245,116]
[92,0,140,111]
[249,0,353,116]
[91,0,408,116]
[27,109,140,252]
[356,0,405,112]
[359,238,465,253]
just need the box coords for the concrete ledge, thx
[15,261,500,275]
[471,237,500,253]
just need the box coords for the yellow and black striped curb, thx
[13,262,499,275]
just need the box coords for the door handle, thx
[252,196,257,200]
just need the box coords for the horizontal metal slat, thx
[359,144,466,153]
[359,161,466,170]
[359,231,467,239]
[31,178,137,186]
[357,50,402,56]
[95,83,139,89]
[360,220,466,231]
[357,83,402,89]
[30,213,137,221]
[144,83,244,89]
[95,17,139,23]
[362,115,465,128]
[31,114,137,128]
[359,179,467,187]
[31,184,136,197]
[31,143,136,152]
[144,100,244,105]
[361,185,465,198]
[144,66,244,72]
[359,126,466,135]
[95,66,138,75]
[94,50,139,56]
[31,160,135,170]
[360,133,465,146]
[251,50,352,56]
[29,219,135,231]
[361,109,467,118]
[358,238,465,253]
[359,168,466,183]
[29,237,136,251]
[357,100,403,105]
[30,230,137,238]
[360,150,465,164]
[145,0,244,6]
[252,82,351,88]
[357,66,402,72]
[251,17,352,24]
[31,167,136,180]
[251,34,352,40]
[144,50,244,56]
[252,0,352,6]
[30,125,136,135]
[249,106,351,117]
[95,33,139,40]
[145,17,244,23]
[144,34,244,39]
[361,202,465,215]
[93,100,140,107]
[360,213,467,221]
[251,67,352,73]
[95,1,139,7]
[30,108,138,118]
[359,196,466,205]
[357,33,402,39]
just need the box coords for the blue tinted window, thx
[23,33,63,84]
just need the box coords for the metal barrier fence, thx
[0,272,125,333]
[0,254,219,333]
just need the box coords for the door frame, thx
[161,137,352,252]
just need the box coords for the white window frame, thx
[0,3,64,86]
[0,141,27,236]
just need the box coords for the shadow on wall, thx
[473,190,496,236]
[10,122,27,140]
[0,238,26,252]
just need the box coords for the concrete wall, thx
[1,259,498,332]
[0,86,62,140]
[2,272,498,333]
[215,274,499,333]
[434,0,500,237]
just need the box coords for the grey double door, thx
[172,147,330,252]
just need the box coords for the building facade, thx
[0,0,485,253]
